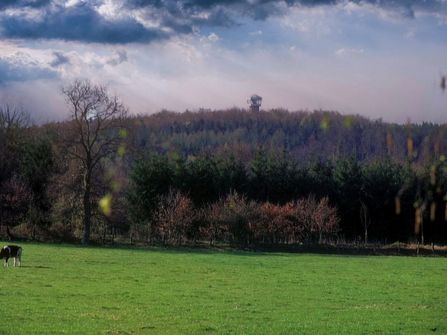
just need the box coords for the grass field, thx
[0,243,446,335]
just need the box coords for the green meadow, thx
[0,243,446,335]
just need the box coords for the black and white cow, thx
[0,245,22,267]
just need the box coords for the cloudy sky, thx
[0,0,446,123]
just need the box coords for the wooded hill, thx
[2,103,447,246]
[126,108,444,164]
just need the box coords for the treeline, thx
[128,109,447,164]
[2,91,447,247]
[127,153,445,245]
[0,107,54,240]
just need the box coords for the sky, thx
[0,0,446,124]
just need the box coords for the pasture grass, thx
[0,242,446,334]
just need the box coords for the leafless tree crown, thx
[0,105,30,131]
[62,79,128,169]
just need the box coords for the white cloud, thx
[335,48,365,57]
[207,32,220,42]
[106,50,128,66]
[278,6,333,35]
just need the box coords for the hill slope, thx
[126,109,444,163]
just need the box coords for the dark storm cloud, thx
[297,0,446,18]
[126,0,446,17]
[125,0,442,11]
[0,0,50,10]
[0,0,445,44]
[0,2,168,44]
[123,0,447,29]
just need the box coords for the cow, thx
[0,245,22,267]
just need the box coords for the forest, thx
[1,81,447,247]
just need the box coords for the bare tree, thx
[0,105,30,169]
[0,104,30,130]
[62,80,128,245]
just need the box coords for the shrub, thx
[290,196,339,243]
[201,194,339,246]
[203,192,258,246]
[254,202,297,244]
[154,189,195,245]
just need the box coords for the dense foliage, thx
[127,152,447,244]
[2,105,447,246]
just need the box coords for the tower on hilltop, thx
[247,94,262,112]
